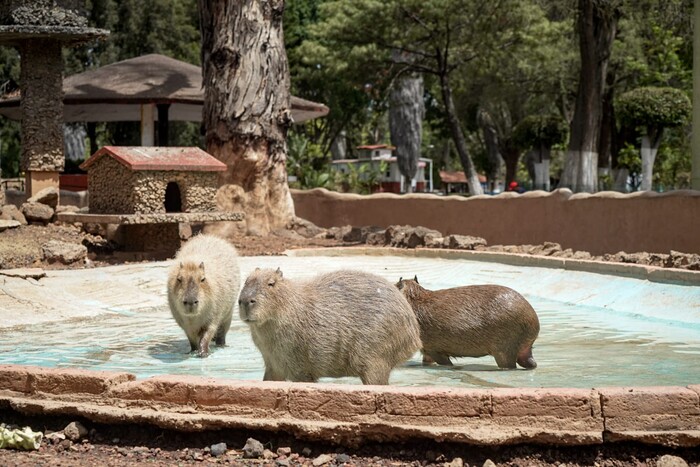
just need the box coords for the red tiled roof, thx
[439,170,487,184]
[80,146,227,172]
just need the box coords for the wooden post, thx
[140,104,155,146]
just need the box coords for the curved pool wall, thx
[0,248,698,446]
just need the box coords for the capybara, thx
[167,234,240,357]
[396,277,539,369]
[238,268,421,385]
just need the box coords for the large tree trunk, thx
[560,0,620,193]
[199,0,294,236]
[477,108,504,191]
[439,72,483,195]
[389,74,424,193]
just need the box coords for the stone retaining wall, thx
[291,188,700,256]
[0,365,698,447]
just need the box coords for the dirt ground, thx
[0,411,698,467]
[0,222,698,466]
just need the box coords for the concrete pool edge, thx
[0,365,698,448]
[286,247,700,285]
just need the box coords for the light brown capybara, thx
[238,268,421,385]
[396,277,539,369]
[167,234,240,357]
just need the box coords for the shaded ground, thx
[0,411,697,467]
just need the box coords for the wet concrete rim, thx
[0,248,699,447]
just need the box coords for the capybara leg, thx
[189,340,198,353]
[424,351,452,366]
[517,345,537,369]
[422,353,436,365]
[263,366,285,381]
[215,315,232,347]
[493,352,517,369]
[360,365,391,385]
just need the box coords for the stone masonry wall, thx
[88,157,134,214]
[131,171,218,214]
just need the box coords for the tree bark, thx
[389,74,424,193]
[477,108,504,191]
[640,129,663,191]
[199,0,294,236]
[560,0,620,193]
[439,72,483,195]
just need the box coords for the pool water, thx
[1,255,698,388]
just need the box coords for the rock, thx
[41,240,88,264]
[326,225,352,240]
[302,447,312,457]
[82,234,116,254]
[276,460,290,467]
[656,454,689,467]
[55,204,80,214]
[365,229,386,246]
[242,437,264,458]
[483,460,496,467]
[446,458,464,467]
[385,225,443,248]
[619,251,650,264]
[288,217,326,239]
[342,226,363,243]
[277,447,292,456]
[210,442,227,457]
[21,202,54,224]
[359,225,384,243]
[0,205,27,224]
[528,241,562,256]
[336,453,351,464]
[63,421,88,441]
[263,449,277,459]
[45,431,66,443]
[425,235,447,248]
[447,234,487,250]
[667,250,700,270]
[272,228,303,239]
[572,250,592,260]
[0,219,20,231]
[28,187,59,208]
[312,453,333,466]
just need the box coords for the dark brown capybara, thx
[396,277,539,369]
[238,268,421,385]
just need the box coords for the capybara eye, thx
[201,277,206,282]
[177,277,182,283]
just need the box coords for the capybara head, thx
[238,267,283,324]
[396,276,423,299]
[171,261,211,315]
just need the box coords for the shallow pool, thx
[1,255,698,388]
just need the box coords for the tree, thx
[513,114,569,190]
[199,0,295,235]
[303,1,538,196]
[389,74,424,193]
[560,0,621,193]
[616,86,691,190]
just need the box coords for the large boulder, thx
[0,219,20,232]
[27,187,59,208]
[287,217,326,239]
[0,204,27,225]
[385,225,443,248]
[41,240,87,265]
[21,202,54,224]
[446,234,487,250]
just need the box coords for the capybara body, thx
[396,278,539,369]
[167,234,240,357]
[238,268,421,385]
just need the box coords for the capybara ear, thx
[199,262,205,271]
[255,267,260,271]
[414,275,419,283]
[396,278,404,290]
[275,267,283,278]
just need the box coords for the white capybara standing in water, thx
[397,277,540,369]
[167,234,240,357]
[238,268,421,385]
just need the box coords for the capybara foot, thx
[424,351,453,366]
[494,352,517,369]
[360,365,391,385]
[517,346,537,369]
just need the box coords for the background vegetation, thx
[0,0,693,193]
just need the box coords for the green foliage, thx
[0,120,21,177]
[287,131,333,189]
[512,114,569,150]
[333,160,388,194]
[616,142,642,174]
[616,86,691,130]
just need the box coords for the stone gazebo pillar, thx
[0,0,108,197]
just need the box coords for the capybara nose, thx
[183,299,199,306]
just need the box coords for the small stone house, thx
[80,146,226,214]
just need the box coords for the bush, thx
[512,114,568,151]
[616,87,691,130]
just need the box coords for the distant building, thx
[330,144,433,193]
[439,170,490,194]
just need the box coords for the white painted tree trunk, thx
[563,149,598,192]
[533,159,550,191]
[640,135,659,191]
